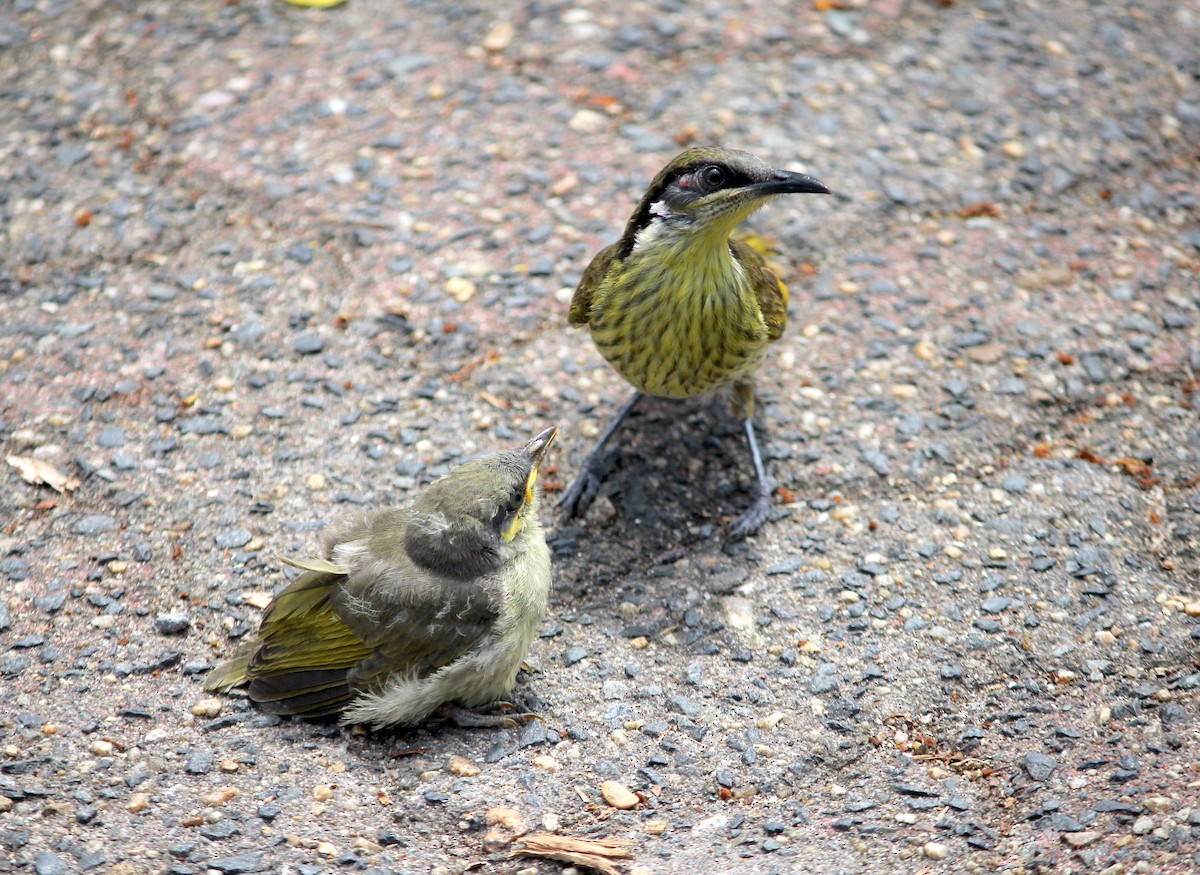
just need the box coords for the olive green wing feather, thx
[204,557,375,717]
[731,235,788,342]
[568,241,622,326]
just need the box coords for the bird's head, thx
[620,146,830,256]
[405,427,557,576]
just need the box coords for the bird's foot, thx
[556,448,617,519]
[440,703,543,730]
[726,491,771,542]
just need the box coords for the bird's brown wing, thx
[568,241,622,326]
[731,235,789,342]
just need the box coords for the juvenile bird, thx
[205,426,557,729]
[559,146,831,539]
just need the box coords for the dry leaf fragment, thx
[511,834,634,875]
[6,455,79,493]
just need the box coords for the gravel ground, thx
[2,1,1199,873]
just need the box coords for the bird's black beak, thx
[750,170,832,197]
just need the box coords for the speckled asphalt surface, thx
[2,1,1199,873]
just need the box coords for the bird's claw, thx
[557,470,601,518]
[557,448,617,519]
[726,492,771,542]
[441,703,545,730]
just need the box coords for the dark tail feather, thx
[248,669,353,717]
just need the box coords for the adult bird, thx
[559,146,830,539]
[206,426,557,729]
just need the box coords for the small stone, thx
[923,842,949,860]
[1142,796,1171,813]
[89,739,114,757]
[1131,815,1154,835]
[1062,831,1100,848]
[966,342,1006,364]
[482,21,515,52]
[563,646,588,665]
[1001,140,1027,159]
[155,611,190,635]
[1023,752,1057,781]
[126,793,150,812]
[444,276,476,303]
[532,755,559,772]
[312,785,334,802]
[73,514,117,535]
[186,750,214,774]
[485,807,527,833]
[192,698,223,718]
[448,755,481,777]
[568,108,607,133]
[215,528,253,549]
[97,427,126,448]
[34,852,70,875]
[601,780,639,810]
[293,331,324,355]
[306,473,327,491]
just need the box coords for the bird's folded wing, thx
[248,562,373,676]
[731,236,788,341]
[568,242,621,326]
[334,562,505,690]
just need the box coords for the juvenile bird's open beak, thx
[524,426,558,472]
[522,426,558,503]
[748,170,832,198]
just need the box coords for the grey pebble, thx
[1079,352,1108,383]
[809,663,840,694]
[767,556,804,575]
[205,854,264,874]
[155,611,190,635]
[179,416,224,436]
[201,820,241,840]
[563,645,587,665]
[518,718,549,748]
[96,426,125,448]
[215,528,253,549]
[667,695,701,718]
[980,597,1012,614]
[186,750,214,774]
[883,179,919,205]
[34,852,69,875]
[72,514,117,535]
[1023,752,1057,781]
[860,448,890,477]
[1002,475,1028,494]
[294,331,324,355]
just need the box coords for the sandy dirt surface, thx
[2,1,1199,873]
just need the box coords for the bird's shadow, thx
[548,394,773,598]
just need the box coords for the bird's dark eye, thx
[701,165,726,189]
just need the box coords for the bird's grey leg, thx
[726,417,773,541]
[557,391,642,518]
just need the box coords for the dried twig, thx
[511,833,634,875]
